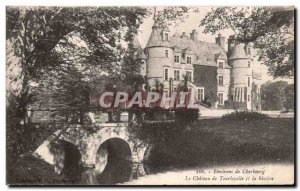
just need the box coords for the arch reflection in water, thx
[49,140,83,182]
[95,138,132,184]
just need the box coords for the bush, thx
[175,108,199,123]
[222,111,268,121]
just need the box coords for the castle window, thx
[248,61,251,68]
[187,57,192,64]
[165,50,168,58]
[164,68,169,81]
[198,88,204,101]
[218,76,224,86]
[248,77,251,87]
[248,95,251,102]
[218,93,224,105]
[186,71,192,82]
[218,62,224,69]
[231,95,234,101]
[174,70,180,81]
[165,33,169,41]
[174,55,180,63]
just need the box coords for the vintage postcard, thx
[6,6,295,186]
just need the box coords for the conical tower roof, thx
[229,44,248,60]
[145,27,172,49]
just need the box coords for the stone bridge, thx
[34,122,149,180]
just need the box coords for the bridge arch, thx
[95,137,132,173]
[49,139,82,177]
[95,137,133,184]
[85,126,135,166]
[35,123,150,180]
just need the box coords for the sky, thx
[137,7,294,84]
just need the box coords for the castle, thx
[142,26,262,111]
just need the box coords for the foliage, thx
[203,91,218,108]
[121,37,145,90]
[261,81,293,111]
[6,7,149,178]
[180,74,189,92]
[222,111,268,121]
[283,84,294,111]
[201,7,294,78]
[175,108,199,124]
[6,6,192,162]
[152,7,190,28]
[251,83,261,111]
[6,6,147,117]
[153,79,164,93]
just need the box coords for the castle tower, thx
[144,26,174,93]
[228,44,261,111]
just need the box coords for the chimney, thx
[190,29,198,41]
[181,32,188,39]
[227,35,235,56]
[215,34,226,49]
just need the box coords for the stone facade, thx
[143,26,262,111]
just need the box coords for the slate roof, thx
[145,28,228,67]
[229,43,249,60]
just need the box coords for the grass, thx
[222,111,268,121]
[146,117,294,171]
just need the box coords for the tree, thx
[200,7,294,78]
[6,6,192,157]
[283,84,294,111]
[7,7,148,123]
[6,7,148,169]
[261,81,288,110]
[204,91,218,108]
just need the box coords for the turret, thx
[228,44,253,110]
[144,27,173,89]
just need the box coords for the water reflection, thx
[78,161,147,185]
[96,157,132,184]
